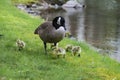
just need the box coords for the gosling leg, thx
[78,54,80,57]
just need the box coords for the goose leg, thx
[54,43,57,46]
[54,43,57,48]
[43,42,47,54]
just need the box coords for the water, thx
[84,7,120,61]
[17,0,120,62]
[38,1,120,62]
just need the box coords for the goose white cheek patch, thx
[57,17,61,25]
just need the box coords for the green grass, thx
[0,0,120,80]
[11,0,38,4]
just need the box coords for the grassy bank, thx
[0,0,120,80]
[12,0,38,4]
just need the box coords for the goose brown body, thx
[34,21,65,43]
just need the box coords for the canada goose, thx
[34,16,66,54]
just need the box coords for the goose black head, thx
[52,16,66,30]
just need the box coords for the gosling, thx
[34,16,66,54]
[65,44,73,52]
[53,47,66,58]
[65,31,72,38]
[16,39,25,51]
[72,46,81,57]
[50,43,59,50]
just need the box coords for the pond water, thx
[39,5,120,62]
[18,0,120,62]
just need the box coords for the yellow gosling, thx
[65,44,73,52]
[53,47,66,58]
[72,46,81,57]
[16,39,25,51]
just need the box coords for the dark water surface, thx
[38,0,120,62]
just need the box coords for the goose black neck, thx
[52,16,65,30]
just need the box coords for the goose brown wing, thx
[34,21,52,34]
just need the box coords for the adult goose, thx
[34,16,66,54]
